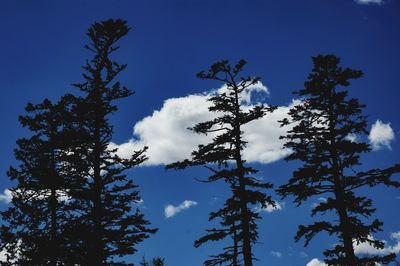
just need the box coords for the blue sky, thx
[0,0,399,265]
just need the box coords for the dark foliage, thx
[0,19,156,266]
[278,54,400,265]
[69,19,157,265]
[167,60,276,266]
[0,97,83,265]
[139,256,166,266]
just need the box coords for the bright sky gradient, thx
[0,1,399,265]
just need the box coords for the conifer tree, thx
[70,19,156,265]
[151,257,166,266]
[278,54,400,265]
[0,97,81,265]
[167,60,276,266]
[139,256,166,266]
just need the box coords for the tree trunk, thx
[50,187,58,266]
[335,189,357,266]
[89,89,104,265]
[233,83,253,266]
[49,148,58,266]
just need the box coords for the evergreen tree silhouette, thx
[278,55,400,265]
[151,257,166,266]
[139,256,166,266]
[0,97,82,265]
[70,19,157,265]
[167,60,276,266]
[140,256,150,266]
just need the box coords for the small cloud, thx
[0,189,12,204]
[299,251,308,258]
[270,251,282,258]
[306,258,327,266]
[135,199,144,205]
[164,200,198,218]
[345,133,358,142]
[311,197,327,208]
[208,196,219,205]
[255,201,284,213]
[354,0,383,4]
[369,120,395,150]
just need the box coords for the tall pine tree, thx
[278,54,400,265]
[70,19,156,265]
[167,60,276,266]
[0,97,81,265]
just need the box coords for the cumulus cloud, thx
[110,82,294,166]
[369,120,395,150]
[270,251,282,258]
[354,0,383,4]
[354,232,400,255]
[0,189,13,203]
[306,258,327,266]
[164,200,198,218]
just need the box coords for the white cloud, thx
[110,83,294,166]
[354,232,400,255]
[255,201,284,213]
[345,133,358,142]
[0,189,13,203]
[354,0,383,4]
[391,232,400,240]
[264,201,284,213]
[270,251,282,258]
[369,120,395,150]
[164,200,198,218]
[136,198,144,205]
[0,249,5,262]
[306,258,327,266]
[312,197,327,208]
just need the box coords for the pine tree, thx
[151,257,166,266]
[0,97,81,265]
[140,256,150,266]
[278,54,400,265]
[139,256,166,266]
[70,19,156,265]
[167,60,276,266]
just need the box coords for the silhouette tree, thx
[139,256,150,266]
[139,256,166,266]
[0,97,82,265]
[167,60,276,266]
[70,19,157,265]
[151,257,166,266]
[278,54,400,265]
